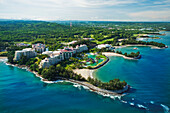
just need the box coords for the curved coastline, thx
[0,56,7,59]
[4,61,130,96]
[115,44,168,49]
[102,52,138,60]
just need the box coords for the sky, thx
[0,0,170,21]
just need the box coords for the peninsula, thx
[1,21,168,96]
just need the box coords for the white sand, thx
[114,44,163,49]
[73,69,94,79]
[0,57,7,59]
[102,52,135,60]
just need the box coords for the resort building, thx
[40,51,63,68]
[14,48,37,61]
[83,38,94,40]
[32,43,45,53]
[76,44,88,53]
[96,44,115,51]
[118,38,128,42]
[97,44,111,49]
[39,44,88,68]
[16,43,30,47]
[42,51,53,56]
[68,40,77,45]
[61,47,75,59]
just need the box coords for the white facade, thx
[16,43,30,47]
[39,44,88,68]
[76,44,88,53]
[14,48,37,61]
[39,54,62,68]
[32,43,45,53]
[42,51,53,55]
[97,44,111,49]
[68,41,77,45]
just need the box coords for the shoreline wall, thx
[90,56,109,70]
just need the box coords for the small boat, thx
[133,48,138,50]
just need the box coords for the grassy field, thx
[0,51,8,56]
[133,34,139,37]
[92,38,114,44]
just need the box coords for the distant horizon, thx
[0,18,170,23]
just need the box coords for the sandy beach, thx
[73,69,94,79]
[114,44,164,49]
[0,57,7,59]
[102,52,136,60]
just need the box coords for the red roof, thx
[61,49,73,52]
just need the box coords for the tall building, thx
[14,48,37,61]
[40,52,63,68]
[61,47,75,59]
[32,43,45,53]
[39,44,88,68]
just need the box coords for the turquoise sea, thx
[0,31,170,113]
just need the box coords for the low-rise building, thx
[42,51,53,56]
[83,38,94,40]
[14,48,37,61]
[16,43,30,47]
[97,44,111,49]
[96,44,115,50]
[76,44,88,53]
[68,41,77,45]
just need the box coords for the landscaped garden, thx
[85,53,104,67]
[83,53,108,69]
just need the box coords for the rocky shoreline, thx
[5,62,130,96]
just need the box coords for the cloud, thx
[71,0,137,7]
[0,0,170,21]
[129,10,170,21]
[1,0,137,8]
[153,0,170,4]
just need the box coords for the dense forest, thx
[1,20,170,43]
[0,20,169,52]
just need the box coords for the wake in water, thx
[137,104,148,110]
[119,97,170,113]
[150,101,154,104]
[161,104,169,113]
[72,82,124,100]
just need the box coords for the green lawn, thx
[92,38,114,44]
[85,54,105,67]
[133,34,139,37]
[15,41,32,44]
[0,51,8,56]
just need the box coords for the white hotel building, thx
[14,48,37,61]
[39,44,88,68]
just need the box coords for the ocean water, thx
[0,31,170,113]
